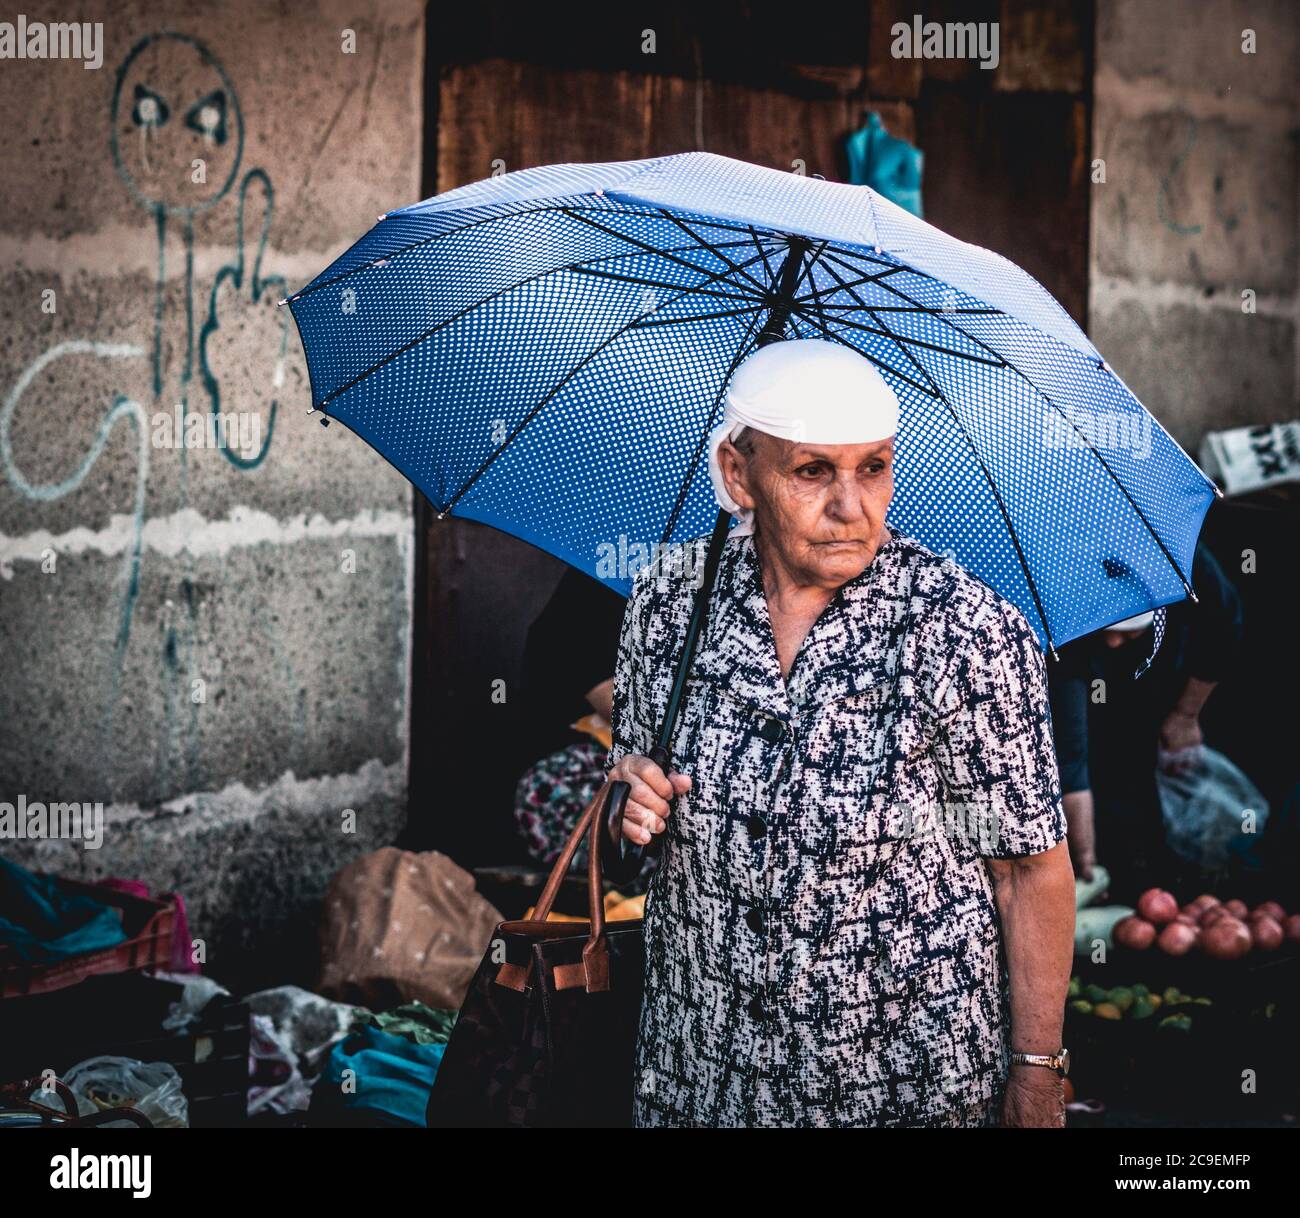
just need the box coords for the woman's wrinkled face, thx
[718,428,896,589]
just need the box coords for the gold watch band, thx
[1010,1049,1069,1076]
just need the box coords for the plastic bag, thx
[1156,747,1269,869]
[57,1056,189,1128]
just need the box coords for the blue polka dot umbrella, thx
[285,152,1217,871]
[284,152,1216,658]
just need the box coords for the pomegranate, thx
[1203,919,1251,960]
[1115,916,1157,950]
[1251,917,1284,952]
[1137,888,1179,926]
[1158,922,1197,956]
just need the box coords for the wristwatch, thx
[1010,1048,1070,1077]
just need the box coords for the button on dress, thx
[607,525,1066,1128]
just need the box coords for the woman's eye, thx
[796,464,827,478]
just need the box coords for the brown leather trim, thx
[495,961,530,992]
[550,961,587,991]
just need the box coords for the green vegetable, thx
[1074,864,1112,910]
[1107,986,1135,1012]
[1159,1014,1193,1032]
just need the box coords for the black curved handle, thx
[601,745,674,884]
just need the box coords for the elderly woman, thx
[606,338,1075,1129]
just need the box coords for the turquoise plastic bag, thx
[322,1024,447,1127]
[0,857,126,963]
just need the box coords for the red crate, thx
[0,879,177,999]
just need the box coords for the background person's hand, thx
[1158,710,1203,774]
[1062,790,1096,881]
[608,754,691,845]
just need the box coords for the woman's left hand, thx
[1001,1065,1065,1128]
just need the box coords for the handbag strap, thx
[495,781,620,993]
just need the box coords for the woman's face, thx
[718,430,895,590]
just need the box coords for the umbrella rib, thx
[748,225,779,286]
[803,240,834,335]
[795,309,1005,366]
[288,199,761,305]
[653,234,804,545]
[561,207,767,294]
[656,308,770,546]
[783,305,938,399]
[809,254,1055,644]
[438,258,775,514]
[821,250,1196,595]
[569,265,767,304]
[811,302,1001,314]
[794,264,906,302]
[811,251,1005,365]
[656,211,778,299]
[630,305,769,329]
[317,241,770,411]
[823,242,937,280]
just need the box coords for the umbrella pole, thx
[601,506,733,881]
[602,236,809,882]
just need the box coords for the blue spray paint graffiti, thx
[2,31,296,799]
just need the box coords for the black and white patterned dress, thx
[607,524,1066,1128]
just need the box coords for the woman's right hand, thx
[608,754,691,845]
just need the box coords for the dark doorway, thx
[406,2,1095,869]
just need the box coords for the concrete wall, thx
[1091,0,1299,451]
[0,1,424,988]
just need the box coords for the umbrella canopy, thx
[284,151,1216,652]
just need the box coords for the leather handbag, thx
[426,782,645,1128]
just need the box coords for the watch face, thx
[1060,1048,1071,1076]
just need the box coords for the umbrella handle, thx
[601,744,676,884]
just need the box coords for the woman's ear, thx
[716,438,757,513]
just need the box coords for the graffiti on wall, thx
[2,31,295,798]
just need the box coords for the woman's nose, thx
[826,476,868,521]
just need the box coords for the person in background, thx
[1047,544,1244,885]
[512,567,626,869]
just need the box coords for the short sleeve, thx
[934,595,1067,859]
[606,570,656,775]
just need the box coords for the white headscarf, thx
[706,338,900,536]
